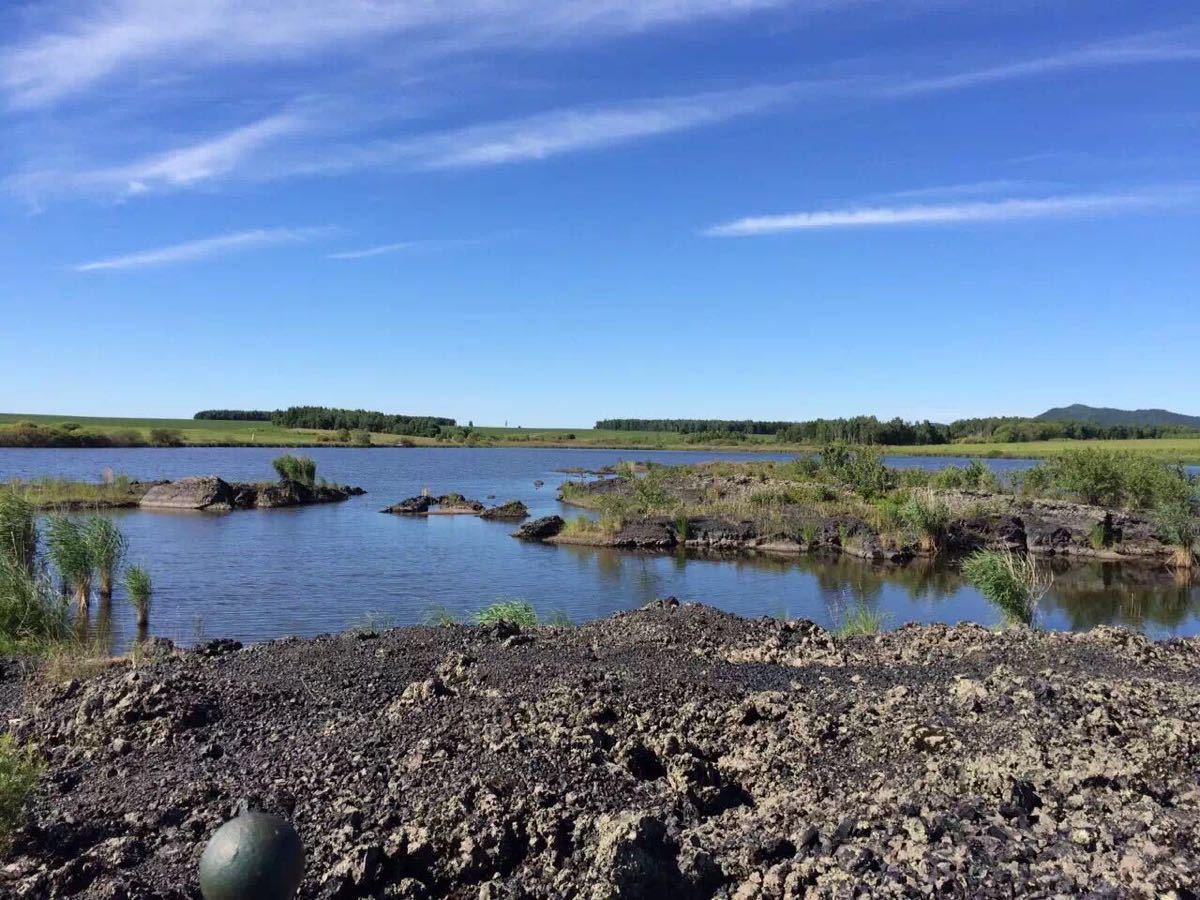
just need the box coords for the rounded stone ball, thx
[198,812,304,900]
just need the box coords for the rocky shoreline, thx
[2,604,1199,897]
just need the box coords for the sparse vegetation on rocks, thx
[549,451,1198,567]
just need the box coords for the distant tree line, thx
[597,416,1198,445]
[270,406,455,437]
[596,419,797,435]
[193,410,274,421]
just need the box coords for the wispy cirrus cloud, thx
[703,187,1197,236]
[878,179,1065,201]
[10,112,309,200]
[328,235,497,259]
[414,84,797,169]
[882,27,1200,97]
[74,226,332,271]
[265,83,807,179]
[0,0,798,109]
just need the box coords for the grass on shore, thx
[0,734,41,848]
[3,477,144,510]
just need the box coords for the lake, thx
[3,447,1197,648]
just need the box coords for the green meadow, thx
[2,413,1199,462]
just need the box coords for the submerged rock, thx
[381,496,437,515]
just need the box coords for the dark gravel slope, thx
[4,604,1199,898]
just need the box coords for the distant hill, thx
[1036,404,1200,430]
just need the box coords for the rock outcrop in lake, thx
[513,514,564,540]
[555,471,1178,564]
[139,476,362,511]
[382,495,529,519]
[4,604,1198,897]
[479,500,530,520]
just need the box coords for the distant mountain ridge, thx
[1036,404,1200,429]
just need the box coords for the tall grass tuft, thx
[0,491,37,575]
[124,565,152,629]
[1155,499,1198,571]
[83,516,127,596]
[0,492,68,653]
[46,516,92,611]
[0,734,42,848]
[837,602,885,637]
[272,454,317,486]
[962,549,1052,627]
[475,600,537,627]
[900,489,953,552]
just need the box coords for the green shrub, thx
[272,454,317,486]
[820,445,893,499]
[1155,499,1199,570]
[148,427,183,447]
[0,734,41,846]
[962,549,1051,627]
[83,517,127,596]
[475,600,537,627]
[1013,465,1052,497]
[1044,449,1192,508]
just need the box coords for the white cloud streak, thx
[416,85,795,168]
[11,112,310,199]
[704,188,1196,236]
[883,28,1200,97]
[74,226,331,271]
[1,0,795,109]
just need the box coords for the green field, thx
[891,438,1200,464]
[2,413,1199,462]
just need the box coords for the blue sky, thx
[1,1,1197,426]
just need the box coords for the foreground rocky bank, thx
[4,605,1199,898]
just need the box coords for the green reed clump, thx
[0,491,68,653]
[0,734,42,848]
[475,600,537,627]
[123,565,152,629]
[962,549,1052,627]
[0,491,37,575]
[271,454,317,486]
[45,516,92,610]
[83,516,128,596]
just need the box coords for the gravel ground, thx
[3,604,1199,898]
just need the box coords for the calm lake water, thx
[3,447,1197,648]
